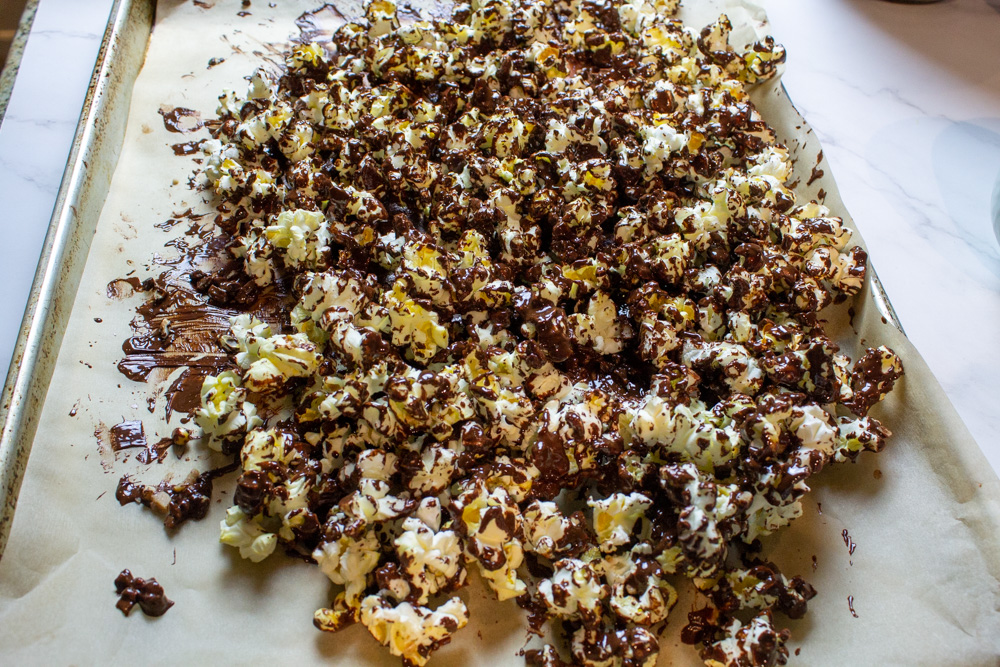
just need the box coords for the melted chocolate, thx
[114,569,174,617]
[841,528,857,556]
[114,215,292,420]
[171,140,205,156]
[806,151,825,186]
[115,462,237,530]
[158,107,204,134]
[110,420,146,452]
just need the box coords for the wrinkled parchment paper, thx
[1,0,999,664]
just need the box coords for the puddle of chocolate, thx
[158,107,204,134]
[171,140,205,156]
[114,210,292,422]
[115,569,174,617]
[109,420,173,464]
[142,437,175,465]
[106,277,151,300]
[110,420,147,452]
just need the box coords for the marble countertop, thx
[0,0,997,471]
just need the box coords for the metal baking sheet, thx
[1,1,998,665]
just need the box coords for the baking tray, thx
[9,2,997,665]
[0,0,909,561]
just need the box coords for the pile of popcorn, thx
[189,0,904,664]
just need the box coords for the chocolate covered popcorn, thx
[132,0,906,663]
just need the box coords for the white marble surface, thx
[763,0,1000,473]
[0,0,997,470]
[0,0,114,369]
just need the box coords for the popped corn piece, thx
[193,371,261,450]
[523,500,577,559]
[601,547,678,626]
[538,558,609,626]
[453,481,527,601]
[241,332,322,393]
[240,428,300,473]
[570,625,661,667]
[589,492,652,552]
[219,506,277,563]
[359,596,469,667]
[385,282,450,363]
[394,514,466,604]
[313,528,381,606]
[846,345,904,416]
[264,208,331,269]
[661,463,751,575]
[702,610,789,667]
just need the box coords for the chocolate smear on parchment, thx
[158,107,204,134]
[111,208,292,421]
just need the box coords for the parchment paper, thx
[1,0,999,664]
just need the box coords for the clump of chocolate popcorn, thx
[174,0,903,663]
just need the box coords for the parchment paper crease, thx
[1,0,999,664]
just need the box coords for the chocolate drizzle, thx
[806,151,825,186]
[171,140,205,156]
[158,107,204,134]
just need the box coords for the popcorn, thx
[358,596,469,667]
[453,481,527,601]
[314,528,381,606]
[589,492,652,552]
[538,558,608,626]
[523,500,576,559]
[570,625,660,667]
[185,0,903,664]
[264,208,330,269]
[702,611,789,667]
[240,428,300,472]
[394,514,466,604]
[193,371,261,450]
[602,547,678,626]
[219,507,277,563]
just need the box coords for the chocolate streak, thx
[158,107,204,134]
[111,211,292,419]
